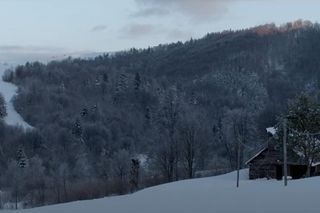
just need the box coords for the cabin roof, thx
[245,147,268,165]
[246,145,310,166]
[312,162,320,166]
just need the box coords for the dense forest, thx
[1,20,320,208]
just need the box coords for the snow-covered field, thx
[0,64,32,130]
[1,169,319,213]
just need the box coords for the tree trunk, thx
[307,164,311,177]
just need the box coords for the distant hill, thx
[1,20,320,208]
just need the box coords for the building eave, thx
[245,147,268,165]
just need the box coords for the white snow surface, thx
[0,64,33,130]
[3,169,320,213]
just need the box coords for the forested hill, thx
[1,20,320,207]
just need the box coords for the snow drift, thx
[2,169,319,213]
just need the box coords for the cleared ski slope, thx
[0,64,32,130]
[2,169,319,213]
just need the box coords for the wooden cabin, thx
[246,141,308,180]
[247,127,320,180]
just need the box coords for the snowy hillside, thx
[0,64,33,129]
[2,169,319,213]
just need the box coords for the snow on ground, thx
[2,169,319,213]
[0,64,33,130]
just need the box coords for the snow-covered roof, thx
[245,147,268,165]
[136,154,148,167]
[312,162,320,167]
[266,127,276,135]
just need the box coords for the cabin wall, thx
[249,163,277,179]
[313,165,320,176]
[250,163,309,180]
[248,149,281,180]
[289,165,307,179]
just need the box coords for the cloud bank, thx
[0,45,100,64]
[120,24,159,39]
[91,25,108,32]
[119,23,194,40]
[134,0,231,20]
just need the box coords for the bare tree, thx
[157,89,181,181]
[222,109,257,169]
[112,149,131,194]
[179,119,199,179]
[129,159,140,193]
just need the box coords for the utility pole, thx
[283,119,288,186]
[237,139,241,188]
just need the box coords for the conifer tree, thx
[72,119,82,139]
[134,73,141,91]
[17,146,28,169]
[0,94,6,118]
[15,146,28,209]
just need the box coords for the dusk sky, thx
[0,0,319,63]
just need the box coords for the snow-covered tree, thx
[285,94,320,176]
[17,146,28,169]
[72,119,82,139]
[113,73,128,104]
